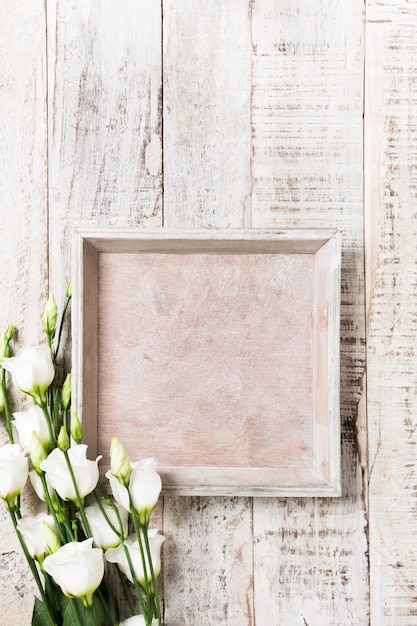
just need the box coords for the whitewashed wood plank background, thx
[1,0,416,624]
[366,1,417,624]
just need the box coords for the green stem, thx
[68,599,83,626]
[54,293,71,363]
[39,401,56,449]
[7,503,58,626]
[0,368,13,443]
[63,450,91,538]
[121,542,148,620]
[130,505,151,607]
[141,524,163,626]
[39,473,73,544]
[115,566,136,617]
[92,490,123,540]
[87,604,97,626]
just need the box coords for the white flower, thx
[0,443,28,505]
[105,530,165,588]
[106,458,162,525]
[2,345,54,405]
[40,444,101,502]
[81,500,128,550]
[12,405,51,453]
[16,512,60,561]
[119,616,158,626]
[29,469,47,502]
[43,538,104,608]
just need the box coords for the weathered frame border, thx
[72,228,341,497]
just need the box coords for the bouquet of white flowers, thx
[0,283,164,626]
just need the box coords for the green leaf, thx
[31,597,58,626]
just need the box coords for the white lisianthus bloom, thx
[16,512,60,561]
[2,345,54,405]
[119,616,158,626]
[12,405,51,453]
[0,443,28,505]
[43,538,104,608]
[105,530,165,588]
[80,500,128,550]
[40,444,101,502]
[106,458,162,525]
[105,468,130,511]
[129,459,162,525]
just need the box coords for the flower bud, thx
[42,520,61,556]
[110,437,132,486]
[65,278,72,299]
[61,373,71,410]
[30,431,48,472]
[0,325,13,361]
[57,426,70,452]
[42,293,58,340]
[70,411,83,444]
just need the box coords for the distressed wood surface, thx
[3,0,417,624]
[250,1,368,623]
[0,2,48,624]
[163,0,252,229]
[47,0,163,304]
[162,3,255,622]
[366,1,417,623]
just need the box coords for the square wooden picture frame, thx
[72,228,341,497]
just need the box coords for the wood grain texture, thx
[7,0,416,623]
[163,496,254,626]
[366,2,417,623]
[47,0,163,302]
[0,2,48,624]
[161,3,254,620]
[251,1,368,623]
[163,0,252,229]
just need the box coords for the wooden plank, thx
[162,0,252,228]
[47,0,163,302]
[366,3,417,623]
[0,2,48,624]
[161,3,254,622]
[251,1,369,622]
[163,496,254,626]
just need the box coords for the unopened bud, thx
[57,426,70,451]
[42,521,61,557]
[0,324,13,361]
[110,437,132,485]
[65,278,72,299]
[42,293,58,340]
[61,373,71,410]
[30,432,48,472]
[70,411,83,444]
